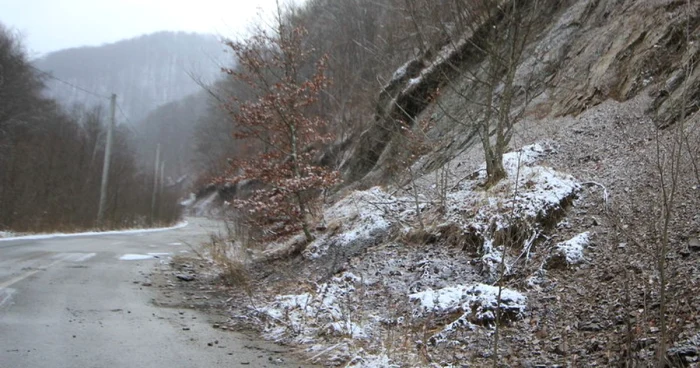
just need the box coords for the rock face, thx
[33,31,227,123]
[544,0,700,125]
[341,0,700,185]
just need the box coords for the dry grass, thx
[199,215,256,294]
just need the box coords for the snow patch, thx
[345,350,400,368]
[304,187,421,259]
[546,232,591,268]
[443,142,579,278]
[118,252,171,261]
[391,59,414,80]
[410,283,527,324]
[0,231,16,239]
[255,272,373,343]
[407,77,421,88]
[408,283,527,344]
[556,232,590,264]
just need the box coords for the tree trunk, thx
[289,122,314,243]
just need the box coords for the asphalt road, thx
[0,218,310,368]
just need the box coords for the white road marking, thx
[72,253,97,262]
[52,253,97,262]
[0,258,62,289]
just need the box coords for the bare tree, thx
[448,0,544,185]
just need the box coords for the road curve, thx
[0,218,310,368]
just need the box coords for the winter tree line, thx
[0,24,180,232]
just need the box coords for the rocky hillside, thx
[178,0,700,367]
[341,0,700,187]
[33,31,226,122]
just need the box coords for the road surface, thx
[0,218,310,368]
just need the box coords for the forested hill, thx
[33,31,226,122]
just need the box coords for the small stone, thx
[212,324,220,329]
[580,322,603,331]
[142,282,152,287]
[207,342,213,347]
[689,238,700,251]
[182,327,190,331]
[176,274,195,282]
[553,344,566,356]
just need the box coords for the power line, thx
[29,64,111,100]
[116,102,133,125]
[29,65,137,125]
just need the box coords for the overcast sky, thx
[0,0,292,56]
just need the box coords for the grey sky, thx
[0,0,289,56]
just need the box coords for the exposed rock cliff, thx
[341,0,700,186]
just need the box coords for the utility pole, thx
[97,93,116,226]
[150,144,161,224]
[159,160,166,194]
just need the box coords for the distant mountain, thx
[33,31,228,123]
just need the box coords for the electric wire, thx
[29,64,111,100]
[30,64,134,124]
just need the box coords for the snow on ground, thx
[345,351,400,368]
[547,231,591,266]
[249,142,580,366]
[255,272,372,342]
[303,187,421,259]
[251,268,424,366]
[0,221,188,242]
[410,283,527,323]
[443,142,580,278]
[391,59,415,81]
[0,231,15,238]
[118,252,171,261]
[446,142,577,229]
[401,34,471,95]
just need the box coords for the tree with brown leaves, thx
[219,21,340,243]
